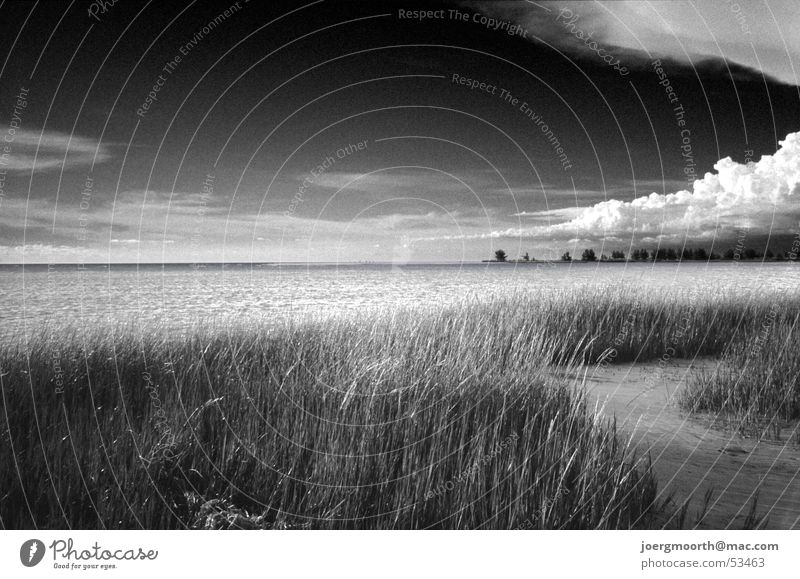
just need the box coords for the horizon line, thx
[1,259,794,267]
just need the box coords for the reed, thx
[2,286,797,528]
[1,293,658,529]
[679,309,800,433]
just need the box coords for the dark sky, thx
[1,0,799,263]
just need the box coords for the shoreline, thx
[0,260,798,270]
[577,358,800,529]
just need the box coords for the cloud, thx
[308,170,472,195]
[1,243,82,259]
[469,0,800,85]
[438,130,800,243]
[559,131,800,234]
[118,189,225,211]
[513,207,583,221]
[0,129,112,173]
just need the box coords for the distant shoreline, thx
[0,259,797,269]
[481,258,798,264]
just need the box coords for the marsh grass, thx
[679,311,800,437]
[1,287,798,528]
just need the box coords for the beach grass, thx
[678,307,800,435]
[1,286,798,529]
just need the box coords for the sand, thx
[574,358,800,529]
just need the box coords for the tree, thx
[709,252,720,260]
[694,248,708,260]
[666,248,678,261]
[600,254,609,261]
[653,248,668,261]
[631,249,641,260]
[681,248,693,260]
[522,252,530,261]
[494,249,507,262]
[561,251,572,261]
[639,248,649,261]
[723,248,735,260]
[743,248,757,259]
[581,248,597,262]
[611,250,625,260]
[766,248,775,259]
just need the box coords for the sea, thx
[1,261,798,336]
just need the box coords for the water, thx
[1,261,798,336]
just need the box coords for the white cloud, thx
[0,129,111,173]
[556,130,800,235]
[306,170,474,195]
[437,130,800,242]
[513,207,583,220]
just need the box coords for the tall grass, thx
[2,287,798,529]
[0,294,663,530]
[679,310,800,433]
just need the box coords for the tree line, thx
[492,247,799,262]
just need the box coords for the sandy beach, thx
[578,359,800,529]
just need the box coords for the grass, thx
[1,287,798,529]
[679,307,800,436]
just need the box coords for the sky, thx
[1,0,799,263]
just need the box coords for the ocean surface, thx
[1,261,798,336]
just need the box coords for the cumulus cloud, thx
[561,131,800,235]
[441,130,800,243]
[0,129,111,173]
